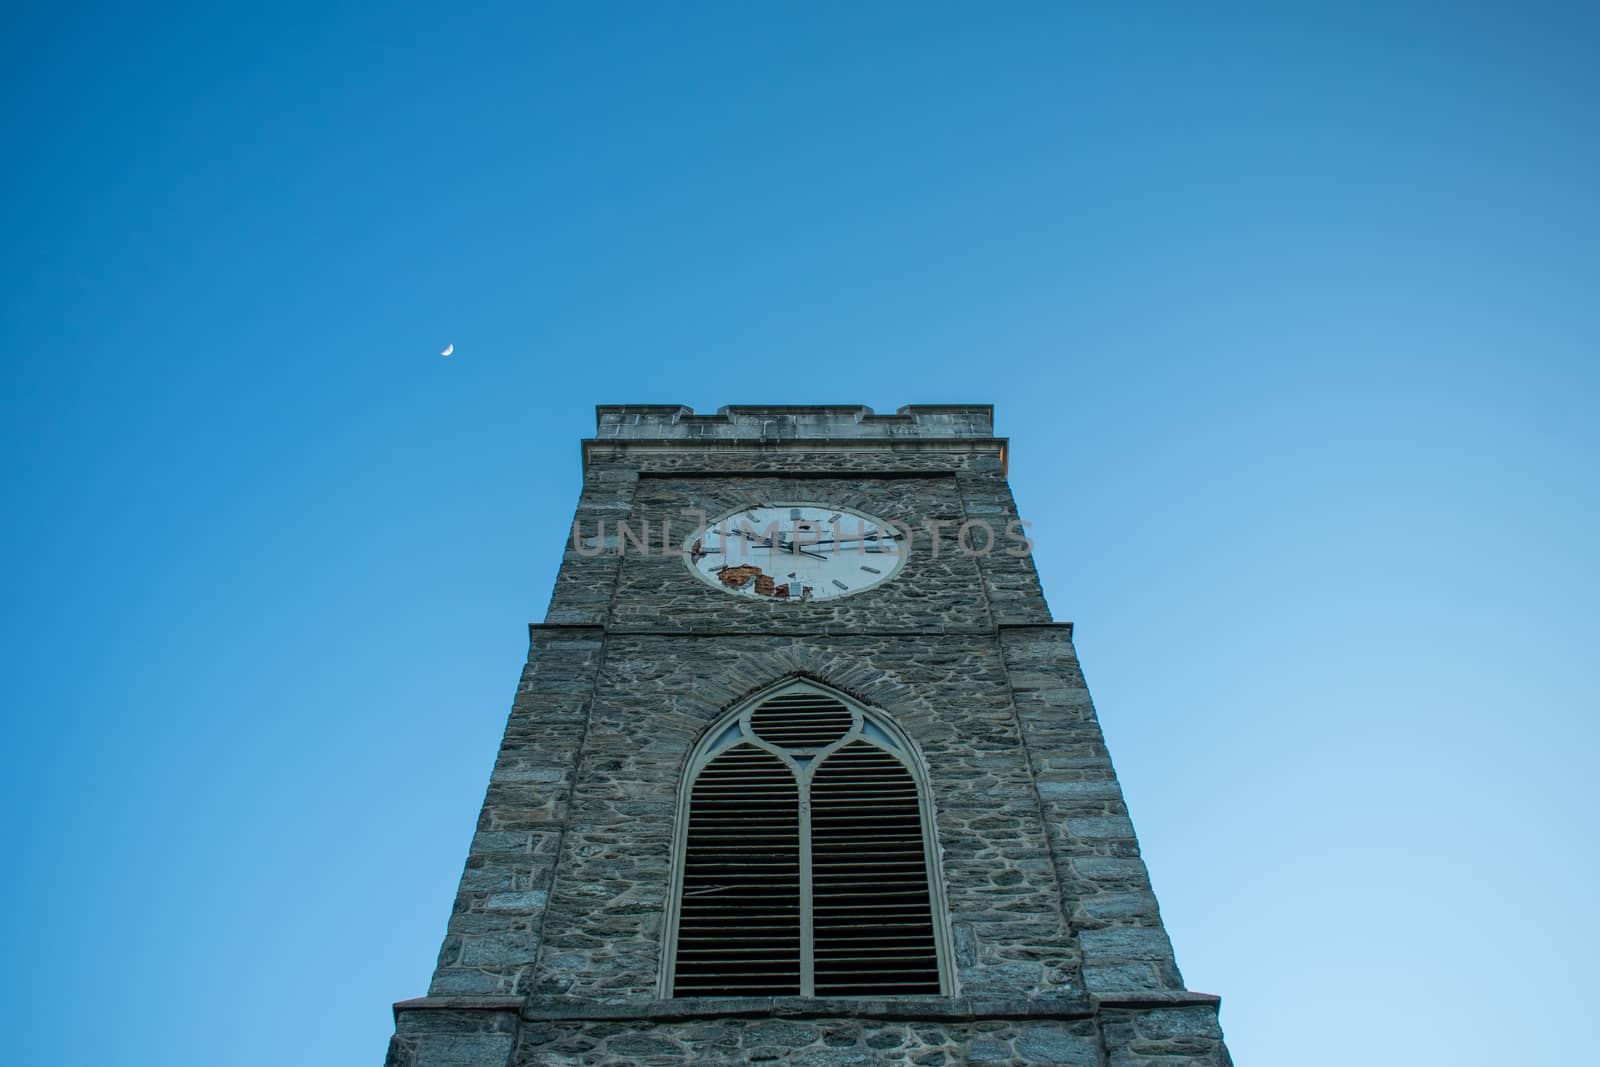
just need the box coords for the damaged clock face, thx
[685,503,910,601]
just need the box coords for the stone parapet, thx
[585,405,1006,474]
[596,404,995,440]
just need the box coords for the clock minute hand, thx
[806,533,906,548]
[733,528,829,560]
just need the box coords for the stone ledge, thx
[997,621,1075,638]
[392,991,1220,1023]
[1090,990,1223,1011]
[392,996,524,1022]
[527,622,606,638]
[517,994,1095,1023]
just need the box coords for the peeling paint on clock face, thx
[684,503,910,601]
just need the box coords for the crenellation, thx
[595,404,995,442]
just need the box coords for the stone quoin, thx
[384,404,1232,1066]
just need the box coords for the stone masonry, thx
[385,405,1231,1066]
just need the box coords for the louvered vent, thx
[671,687,946,998]
[672,743,801,996]
[749,692,854,751]
[810,741,940,995]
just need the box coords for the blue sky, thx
[4,4,1596,1065]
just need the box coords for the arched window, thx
[664,680,949,997]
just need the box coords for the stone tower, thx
[385,405,1231,1066]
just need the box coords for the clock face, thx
[685,503,910,601]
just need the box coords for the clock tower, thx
[385,404,1232,1066]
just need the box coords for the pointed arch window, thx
[665,682,949,997]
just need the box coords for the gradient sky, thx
[5,5,1596,1065]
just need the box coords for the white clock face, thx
[685,503,910,601]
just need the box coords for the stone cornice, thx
[581,436,1010,473]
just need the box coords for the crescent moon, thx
[440,343,454,357]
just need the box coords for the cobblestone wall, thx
[512,1011,1103,1065]
[531,634,1078,1002]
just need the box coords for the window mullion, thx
[799,766,814,997]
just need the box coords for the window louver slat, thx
[750,694,854,750]
[809,741,941,996]
[673,743,801,996]
[672,690,944,998]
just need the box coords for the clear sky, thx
[5,4,1596,1065]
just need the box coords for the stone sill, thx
[528,994,1097,1022]
[394,990,1223,1025]
[396,994,1092,1023]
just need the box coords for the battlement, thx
[594,404,995,441]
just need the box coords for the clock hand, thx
[732,528,778,548]
[729,527,834,560]
[772,537,830,561]
[802,534,906,548]
[769,534,828,559]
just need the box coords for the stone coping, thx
[595,404,995,420]
[593,405,996,437]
